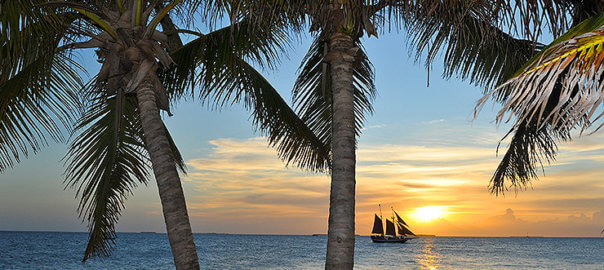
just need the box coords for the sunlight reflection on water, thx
[417,237,442,270]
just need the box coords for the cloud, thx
[424,119,445,124]
[366,124,386,129]
[495,208,517,222]
[178,136,604,236]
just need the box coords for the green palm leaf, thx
[65,83,186,261]
[489,124,570,195]
[0,2,83,172]
[64,89,150,261]
[482,13,604,134]
[405,0,543,88]
[479,13,604,195]
[211,54,332,170]
[0,1,71,64]
[0,52,82,172]
[401,0,572,41]
[162,17,288,98]
[161,19,330,170]
[293,36,376,151]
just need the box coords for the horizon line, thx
[2,230,603,238]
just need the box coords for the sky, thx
[1,26,603,237]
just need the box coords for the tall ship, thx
[371,205,415,243]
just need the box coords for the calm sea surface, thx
[1,231,602,269]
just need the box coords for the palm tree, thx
[473,3,604,195]
[1,1,328,269]
[227,0,560,268]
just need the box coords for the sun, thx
[411,206,447,222]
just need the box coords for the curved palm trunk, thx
[136,79,200,270]
[325,33,357,270]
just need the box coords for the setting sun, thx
[411,206,448,222]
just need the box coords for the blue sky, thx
[1,28,603,236]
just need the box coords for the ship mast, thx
[391,206,397,237]
[371,204,385,237]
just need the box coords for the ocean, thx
[1,231,602,269]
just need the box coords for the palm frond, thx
[0,2,83,172]
[400,0,572,40]
[0,1,74,64]
[481,13,604,134]
[293,36,376,152]
[211,56,332,171]
[405,0,543,88]
[160,17,331,170]
[489,123,570,195]
[0,52,83,172]
[64,88,150,261]
[567,0,604,25]
[160,16,288,100]
[65,83,186,261]
[481,13,604,195]
[495,0,572,38]
[200,36,331,170]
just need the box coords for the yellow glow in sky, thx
[411,206,448,222]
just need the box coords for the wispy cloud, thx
[361,124,387,131]
[178,134,604,236]
[424,119,445,124]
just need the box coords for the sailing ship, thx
[371,206,415,243]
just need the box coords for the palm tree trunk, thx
[136,78,200,270]
[325,32,358,270]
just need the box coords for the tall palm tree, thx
[1,1,329,269]
[227,0,559,268]
[219,3,382,267]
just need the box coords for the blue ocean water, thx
[0,231,602,269]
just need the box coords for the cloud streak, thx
[179,134,604,236]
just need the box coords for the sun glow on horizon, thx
[411,206,448,222]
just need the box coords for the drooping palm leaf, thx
[0,52,82,172]
[162,17,288,98]
[0,3,83,172]
[211,56,332,170]
[293,36,376,151]
[488,123,571,195]
[64,88,150,261]
[478,13,604,195]
[405,0,543,88]
[64,85,187,261]
[482,13,604,134]
[161,19,331,170]
[0,0,71,65]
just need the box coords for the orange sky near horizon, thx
[141,128,604,237]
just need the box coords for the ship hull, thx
[371,236,411,243]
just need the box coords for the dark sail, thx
[398,223,416,236]
[371,214,384,235]
[385,219,396,236]
[394,211,409,227]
